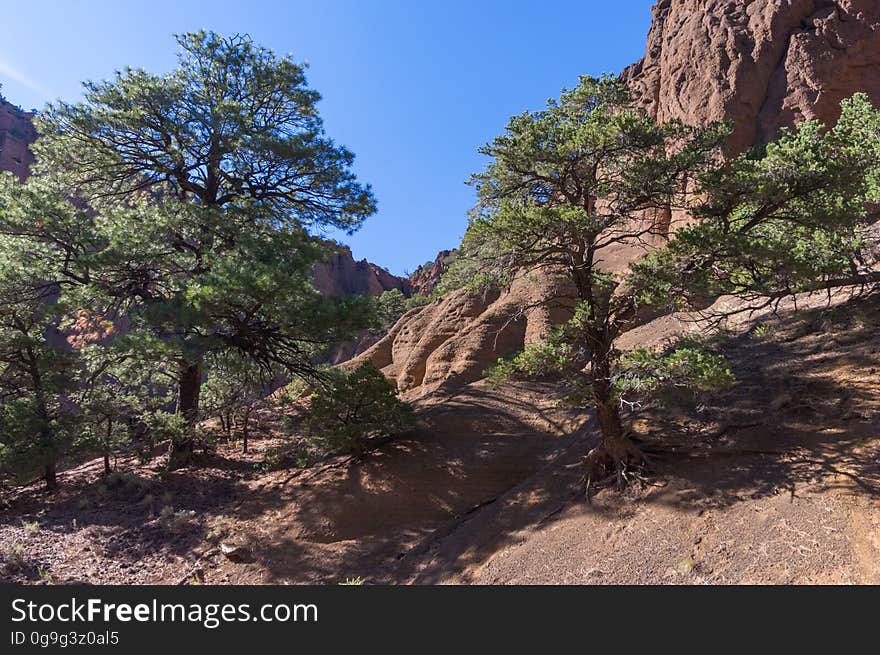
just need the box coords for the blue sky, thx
[1,1,653,276]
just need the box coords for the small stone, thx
[770,393,792,412]
[220,543,252,562]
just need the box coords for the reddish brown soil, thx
[422,295,880,584]
[2,293,878,585]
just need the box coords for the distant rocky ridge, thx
[354,0,880,395]
[408,249,456,296]
[312,243,412,298]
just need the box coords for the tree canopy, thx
[635,93,880,312]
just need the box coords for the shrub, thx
[339,576,365,585]
[20,520,40,535]
[305,363,415,454]
[102,471,153,501]
[2,544,28,574]
[159,506,197,534]
[375,289,407,329]
[260,441,317,471]
[274,377,313,407]
[374,289,431,332]
[139,411,187,460]
[404,293,431,311]
[750,323,773,340]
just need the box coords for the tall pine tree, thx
[25,31,377,468]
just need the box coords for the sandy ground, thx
[2,291,878,585]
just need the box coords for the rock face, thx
[363,0,880,394]
[0,98,37,180]
[351,273,574,396]
[622,0,880,154]
[312,244,411,297]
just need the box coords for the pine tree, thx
[26,32,377,468]
[457,77,879,490]
[0,218,79,490]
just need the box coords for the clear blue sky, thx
[1,1,653,276]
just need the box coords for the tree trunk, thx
[103,418,113,475]
[26,350,58,492]
[44,459,57,492]
[584,338,643,492]
[241,407,251,454]
[592,374,628,453]
[168,359,201,470]
[590,337,625,444]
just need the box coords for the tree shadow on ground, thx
[1,461,253,574]
[245,409,582,583]
[642,296,880,512]
[4,297,877,585]
[208,296,880,584]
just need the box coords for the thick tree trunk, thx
[241,407,251,454]
[103,418,113,475]
[594,382,624,442]
[590,340,626,445]
[584,340,643,494]
[44,459,57,492]
[168,359,201,470]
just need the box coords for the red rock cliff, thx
[408,250,456,296]
[0,97,37,180]
[623,0,880,153]
[312,244,412,297]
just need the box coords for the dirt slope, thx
[3,290,877,585]
[406,292,880,585]
[201,289,880,585]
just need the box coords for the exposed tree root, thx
[583,433,649,503]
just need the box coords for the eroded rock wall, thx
[0,98,37,180]
[351,273,573,396]
[622,0,880,153]
[312,244,412,298]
